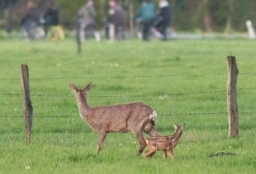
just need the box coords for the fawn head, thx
[69,81,92,96]
[174,123,186,133]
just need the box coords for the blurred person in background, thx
[21,0,40,38]
[43,0,64,40]
[134,0,156,41]
[154,0,171,40]
[77,0,96,42]
[43,0,59,36]
[105,0,125,40]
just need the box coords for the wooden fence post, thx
[20,64,33,144]
[227,56,239,138]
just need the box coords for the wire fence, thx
[1,111,256,118]
[0,60,254,145]
[1,72,256,81]
[1,87,256,98]
[0,72,256,119]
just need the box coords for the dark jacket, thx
[156,1,171,27]
[21,7,40,25]
[108,3,124,27]
[44,8,59,26]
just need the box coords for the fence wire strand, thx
[1,111,255,119]
[1,87,256,98]
[1,72,256,81]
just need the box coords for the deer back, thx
[86,102,155,132]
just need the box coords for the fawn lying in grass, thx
[144,123,186,159]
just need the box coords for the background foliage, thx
[1,0,256,32]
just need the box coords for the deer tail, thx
[149,110,157,121]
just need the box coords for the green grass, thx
[0,38,256,173]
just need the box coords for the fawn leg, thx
[97,131,107,154]
[148,151,156,158]
[144,148,157,158]
[167,148,175,159]
[162,150,167,159]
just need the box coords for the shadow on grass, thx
[68,153,100,163]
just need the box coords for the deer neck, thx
[75,94,91,120]
[169,128,183,147]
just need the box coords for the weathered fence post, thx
[227,56,239,138]
[20,64,33,144]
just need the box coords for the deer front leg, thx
[96,131,107,154]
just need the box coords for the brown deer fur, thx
[144,123,186,159]
[69,81,159,155]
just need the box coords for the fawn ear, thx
[174,124,178,130]
[182,123,186,130]
[82,81,92,93]
[69,82,79,92]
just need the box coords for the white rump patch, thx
[149,110,157,121]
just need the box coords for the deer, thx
[69,81,160,155]
[144,123,186,159]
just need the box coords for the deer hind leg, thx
[167,148,175,159]
[162,150,167,159]
[144,146,158,158]
[143,119,159,137]
[133,130,147,156]
[147,126,160,137]
[96,131,107,154]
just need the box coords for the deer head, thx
[69,81,92,95]
[69,81,93,117]
[171,123,186,147]
[174,123,186,132]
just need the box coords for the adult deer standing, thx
[69,81,159,155]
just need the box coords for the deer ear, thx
[174,124,178,129]
[82,81,92,93]
[181,123,186,130]
[69,82,78,92]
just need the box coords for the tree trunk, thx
[224,0,234,34]
[203,11,213,32]
[4,7,12,33]
[224,16,232,34]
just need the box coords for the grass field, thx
[0,37,256,173]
